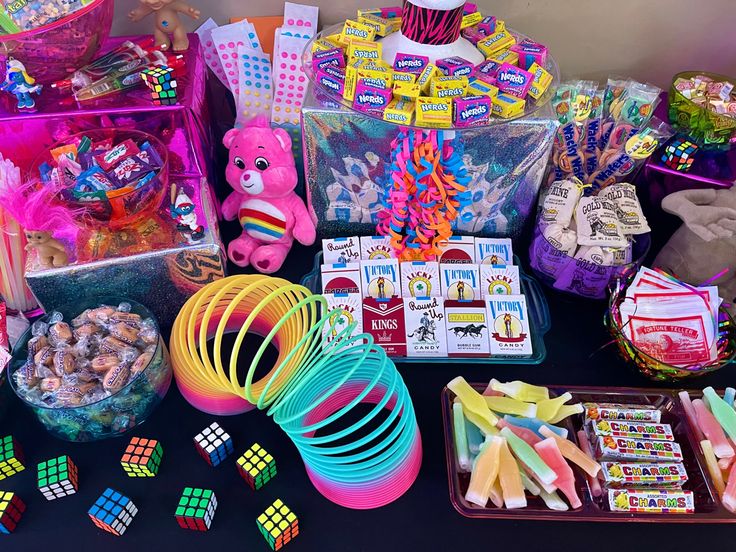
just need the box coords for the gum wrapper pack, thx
[271,2,320,126]
[620,267,721,367]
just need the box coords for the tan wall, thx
[114,0,736,88]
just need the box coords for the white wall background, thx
[113,0,736,88]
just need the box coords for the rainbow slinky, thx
[170,275,422,509]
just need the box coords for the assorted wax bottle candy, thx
[13,303,159,408]
[310,6,553,126]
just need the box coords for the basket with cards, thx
[301,234,551,364]
[607,267,736,382]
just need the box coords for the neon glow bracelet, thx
[539,426,601,477]
[465,435,502,507]
[498,438,526,509]
[453,402,472,472]
[500,427,556,485]
[693,399,734,459]
[700,439,726,496]
[490,380,549,402]
[534,438,581,509]
[484,396,537,418]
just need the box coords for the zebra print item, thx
[400,1,464,45]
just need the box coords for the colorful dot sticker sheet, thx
[237,45,273,122]
[195,18,228,88]
[211,21,261,97]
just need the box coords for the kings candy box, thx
[361,259,400,299]
[608,489,694,514]
[321,263,361,295]
[322,237,360,264]
[363,297,407,356]
[486,295,533,355]
[595,436,684,462]
[495,63,534,99]
[600,462,688,488]
[441,265,481,302]
[587,419,675,441]
[322,293,364,349]
[404,297,448,357]
[445,300,490,357]
[454,95,492,127]
[400,261,441,298]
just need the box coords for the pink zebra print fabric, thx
[400,0,464,45]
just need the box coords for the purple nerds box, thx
[312,48,346,72]
[437,56,474,78]
[454,95,492,127]
[495,62,534,99]
[393,52,429,74]
[353,81,392,114]
[511,39,548,71]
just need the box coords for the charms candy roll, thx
[170,275,422,509]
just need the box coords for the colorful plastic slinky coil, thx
[170,275,422,509]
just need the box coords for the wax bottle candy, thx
[536,393,573,422]
[576,430,603,498]
[547,403,584,425]
[539,426,601,477]
[490,380,549,402]
[504,415,568,439]
[693,398,734,459]
[497,419,541,446]
[489,477,504,508]
[700,440,726,496]
[534,438,582,509]
[519,471,541,496]
[679,391,706,442]
[500,427,556,485]
[448,377,498,435]
[704,387,736,443]
[724,388,736,408]
[453,402,472,472]
[719,447,736,472]
[722,461,736,513]
[485,396,537,418]
[466,415,485,455]
[539,489,568,511]
[483,379,505,397]
[465,436,502,507]
[520,461,557,494]
[498,438,527,509]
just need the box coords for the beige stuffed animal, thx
[654,187,736,307]
[128,0,201,52]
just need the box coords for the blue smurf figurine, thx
[170,183,204,241]
[1,58,42,111]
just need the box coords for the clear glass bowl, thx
[8,297,172,442]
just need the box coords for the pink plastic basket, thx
[0,0,114,84]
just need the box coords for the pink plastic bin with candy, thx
[0,0,114,85]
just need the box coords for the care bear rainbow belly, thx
[221,117,316,273]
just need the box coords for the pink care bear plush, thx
[221,118,316,273]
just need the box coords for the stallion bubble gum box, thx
[445,300,490,357]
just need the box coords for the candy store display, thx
[8,299,172,442]
[305,235,550,363]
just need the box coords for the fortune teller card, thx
[485,295,533,356]
[363,297,406,356]
[445,300,491,357]
[361,259,400,299]
[321,262,361,294]
[404,297,448,357]
[400,261,440,298]
[322,236,360,264]
[475,237,514,266]
[441,264,481,302]
[360,235,393,260]
[322,293,363,349]
[438,236,476,264]
[480,265,521,297]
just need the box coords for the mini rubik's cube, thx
[37,455,78,500]
[237,443,277,490]
[140,66,178,106]
[174,487,217,531]
[120,437,164,477]
[194,422,233,467]
[256,499,299,551]
[0,435,25,480]
[88,488,138,536]
[0,492,25,534]
[662,138,698,171]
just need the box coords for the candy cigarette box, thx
[442,385,736,522]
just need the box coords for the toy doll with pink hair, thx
[0,155,81,269]
[221,118,316,273]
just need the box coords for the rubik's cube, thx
[174,487,217,531]
[257,499,299,550]
[120,437,164,477]
[194,422,233,467]
[88,488,138,536]
[0,492,25,534]
[662,138,698,171]
[140,66,178,106]
[0,435,25,480]
[237,443,277,490]
[37,455,78,500]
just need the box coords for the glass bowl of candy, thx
[8,298,172,442]
[668,71,736,148]
[30,128,169,228]
[0,0,114,85]
[606,282,736,382]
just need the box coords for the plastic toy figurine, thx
[222,117,316,274]
[170,184,204,241]
[1,58,42,111]
[128,0,201,52]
